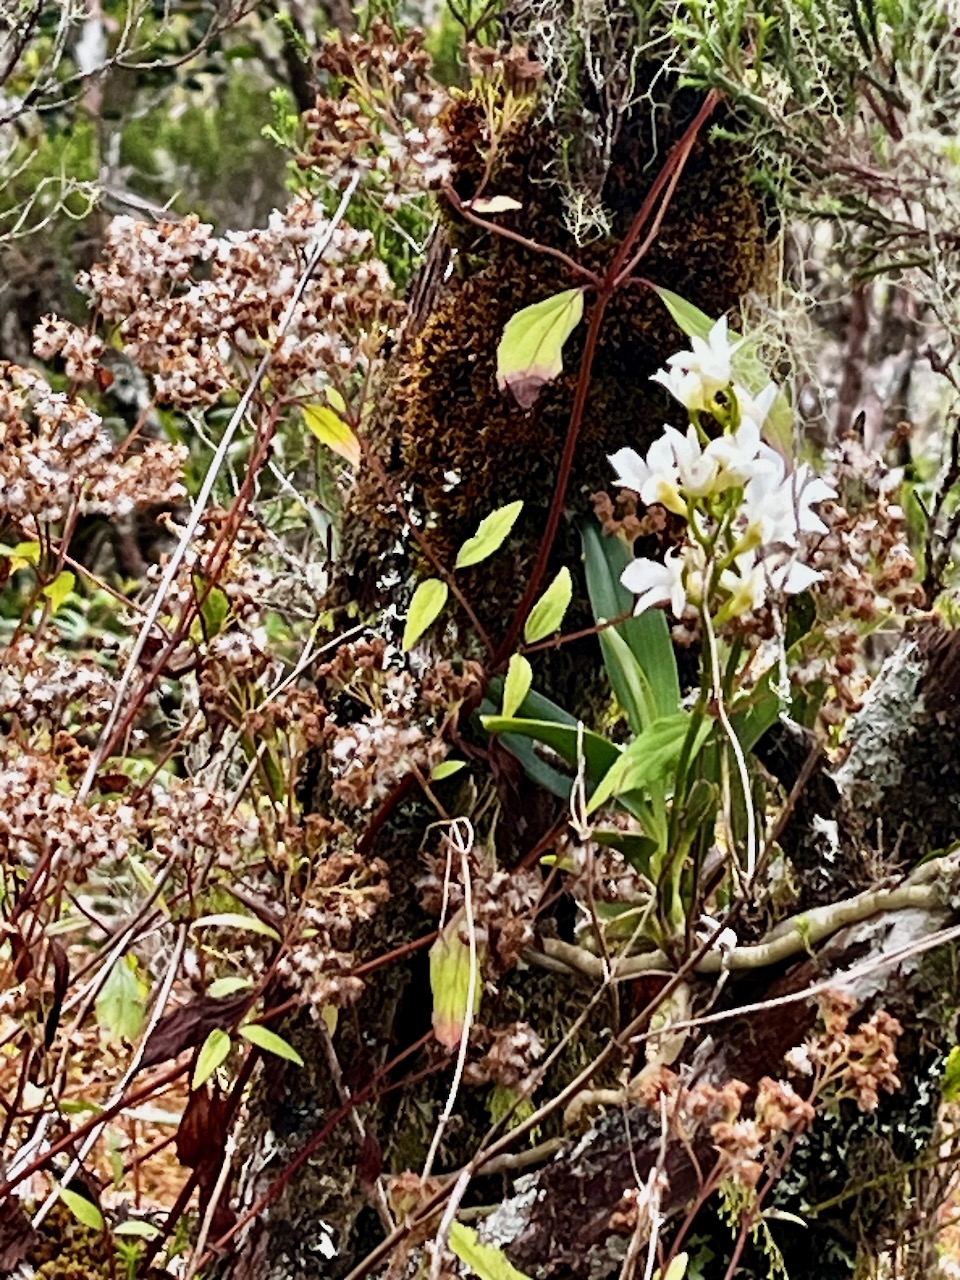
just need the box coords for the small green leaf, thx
[114,1220,162,1239]
[95,955,147,1043]
[239,1024,305,1065]
[523,567,572,644]
[449,1222,533,1280]
[656,1254,689,1280]
[43,569,76,615]
[402,578,448,651]
[207,976,253,998]
[430,909,483,1050]
[942,1045,960,1102]
[496,288,585,409]
[193,912,280,942]
[193,574,231,639]
[325,385,347,413]
[651,286,715,340]
[193,1028,232,1088]
[431,759,467,781]
[60,1188,104,1232]
[502,653,533,718]
[304,402,361,467]
[455,500,523,569]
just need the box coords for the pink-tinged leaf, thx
[496,288,585,409]
[466,195,523,213]
[429,908,483,1050]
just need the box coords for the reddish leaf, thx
[140,992,254,1069]
[356,1131,383,1190]
[44,941,69,1050]
[176,1085,232,1171]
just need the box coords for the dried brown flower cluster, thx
[797,436,923,719]
[318,637,482,809]
[0,361,186,525]
[75,199,400,407]
[301,22,452,199]
[634,1067,815,1191]
[275,847,392,1014]
[417,840,543,971]
[785,988,903,1112]
[464,1020,545,1091]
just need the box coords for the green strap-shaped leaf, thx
[402,578,449,651]
[455,500,523,568]
[582,522,680,721]
[524,567,572,643]
[481,715,619,783]
[496,288,585,409]
[587,713,712,814]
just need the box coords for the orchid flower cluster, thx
[610,318,836,627]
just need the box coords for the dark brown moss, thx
[340,82,766,648]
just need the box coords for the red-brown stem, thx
[0,1063,185,1201]
[493,90,721,668]
[444,185,602,286]
[199,1034,437,1266]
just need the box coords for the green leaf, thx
[193,1028,232,1088]
[587,713,712,814]
[239,1024,305,1066]
[402,578,448,651]
[651,286,714,340]
[207,976,253,998]
[430,908,483,1050]
[95,955,147,1043]
[114,1221,162,1239]
[304,402,361,467]
[582,522,679,720]
[654,1254,689,1280]
[449,1222,533,1280]
[193,574,231,640]
[593,828,659,875]
[43,569,76,615]
[496,288,585,409]
[502,653,533,718]
[193,912,281,942]
[60,1189,104,1232]
[942,1046,960,1102]
[480,715,619,783]
[431,759,467,781]
[455,500,523,568]
[523,568,572,644]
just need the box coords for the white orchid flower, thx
[651,317,739,414]
[720,551,768,614]
[620,547,688,617]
